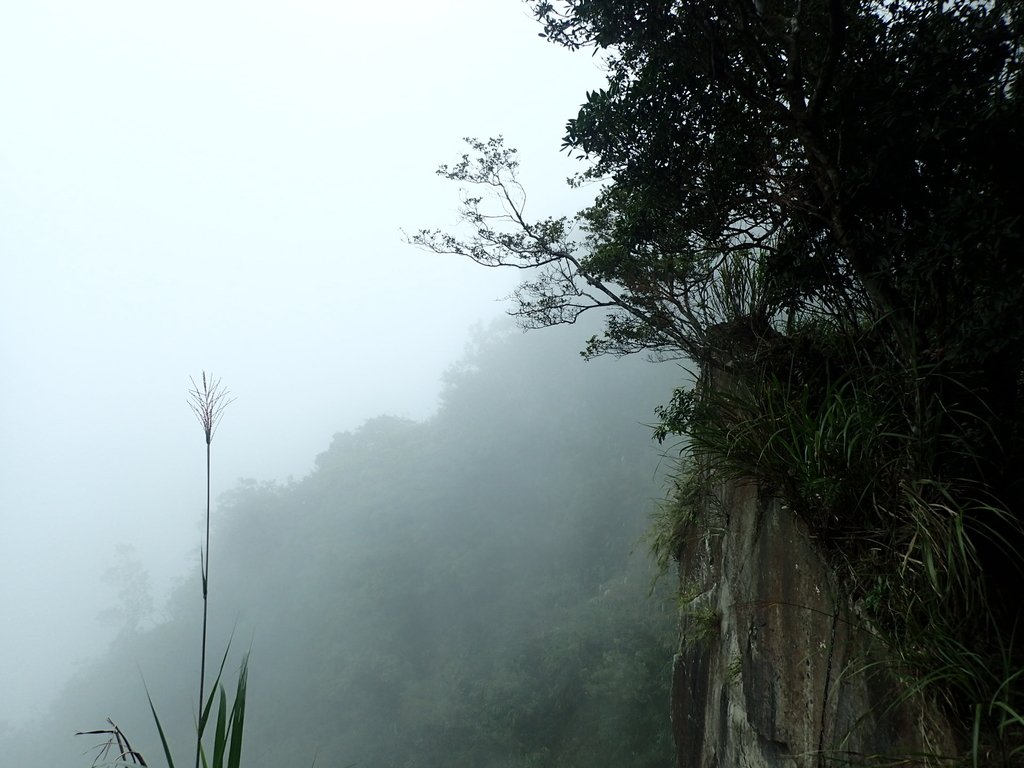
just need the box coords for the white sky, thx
[0,0,605,728]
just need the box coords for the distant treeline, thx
[7,320,682,768]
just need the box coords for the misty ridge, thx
[2,320,683,768]
[3,0,1021,762]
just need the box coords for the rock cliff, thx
[671,476,956,766]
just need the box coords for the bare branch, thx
[411,137,791,361]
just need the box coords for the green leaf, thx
[143,681,177,768]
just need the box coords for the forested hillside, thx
[6,322,681,768]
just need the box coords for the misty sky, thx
[0,0,604,727]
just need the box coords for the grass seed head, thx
[187,372,235,445]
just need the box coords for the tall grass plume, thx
[187,372,235,768]
[80,372,247,768]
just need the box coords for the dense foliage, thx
[421,0,1023,365]
[6,323,678,768]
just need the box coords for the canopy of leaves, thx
[419,0,1023,368]
[548,0,1023,347]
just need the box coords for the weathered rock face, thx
[671,477,956,767]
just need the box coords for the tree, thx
[415,0,1024,484]
[416,0,1023,363]
[99,544,155,635]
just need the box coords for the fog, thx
[1,312,681,766]
[0,0,609,731]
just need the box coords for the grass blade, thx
[212,687,228,768]
[226,655,249,768]
[144,682,177,768]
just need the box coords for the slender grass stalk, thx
[187,373,235,768]
[81,373,247,768]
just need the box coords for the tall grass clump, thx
[81,372,247,768]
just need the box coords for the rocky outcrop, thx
[671,477,956,767]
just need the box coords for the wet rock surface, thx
[671,479,955,767]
